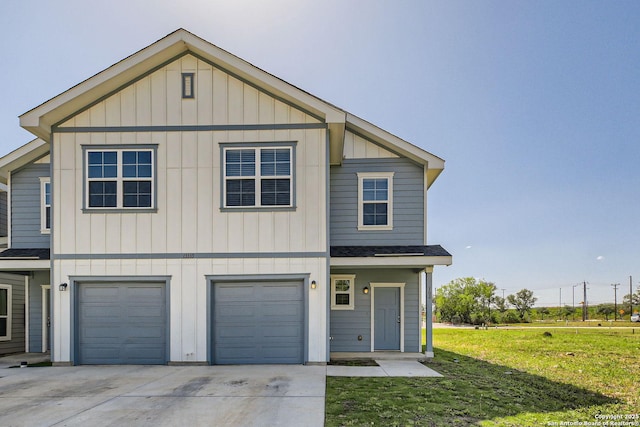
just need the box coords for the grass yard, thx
[325,328,640,426]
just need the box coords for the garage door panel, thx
[78,283,166,365]
[213,281,304,364]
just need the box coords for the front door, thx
[374,287,400,350]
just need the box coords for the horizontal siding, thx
[330,269,420,353]
[11,163,50,249]
[330,158,425,246]
[0,273,26,355]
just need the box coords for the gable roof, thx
[19,29,444,185]
[0,138,49,184]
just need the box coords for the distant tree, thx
[507,289,537,321]
[560,305,577,320]
[537,307,550,320]
[596,304,616,321]
[493,296,508,313]
[622,290,640,307]
[435,277,497,324]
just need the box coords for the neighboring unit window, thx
[86,148,154,209]
[40,177,51,233]
[331,275,356,310]
[357,172,394,230]
[182,73,195,99]
[224,146,292,208]
[0,285,11,341]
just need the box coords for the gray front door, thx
[77,283,166,365]
[374,287,400,350]
[213,281,304,364]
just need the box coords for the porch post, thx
[425,268,434,357]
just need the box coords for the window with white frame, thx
[331,275,356,310]
[0,285,11,341]
[85,148,154,209]
[223,146,293,208]
[357,172,394,230]
[40,177,51,233]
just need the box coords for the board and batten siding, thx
[10,163,50,249]
[330,157,425,246]
[0,272,26,355]
[330,269,420,353]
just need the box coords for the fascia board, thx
[0,139,50,184]
[20,29,346,141]
[346,113,445,170]
[0,259,50,270]
[330,255,452,268]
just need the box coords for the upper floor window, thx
[40,177,50,233]
[0,285,11,341]
[357,172,394,230]
[223,145,293,208]
[331,275,356,310]
[85,147,155,210]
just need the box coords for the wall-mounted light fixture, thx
[363,286,369,295]
[310,280,317,290]
[59,283,68,292]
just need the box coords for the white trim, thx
[330,274,356,310]
[370,282,405,352]
[0,260,50,270]
[41,285,50,353]
[25,276,29,352]
[0,284,12,341]
[39,177,51,234]
[331,256,452,268]
[357,172,394,231]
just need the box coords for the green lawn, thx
[325,328,639,426]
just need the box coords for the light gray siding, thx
[329,269,420,353]
[28,271,50,353]
[330,158,424,246]
[11,163,50,249]
[0,272,26,355]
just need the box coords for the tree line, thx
[434,277,640,324]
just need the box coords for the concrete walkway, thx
[326,359,442,377]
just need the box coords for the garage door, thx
[77,283,166,365]
[213,281,304,364]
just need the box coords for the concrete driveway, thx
[0,365,326,427]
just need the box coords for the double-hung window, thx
[85,147,155,210]
[223,145,293,208]
[0,285,11,341]
[40,177,51,233]
[331,275,355,310]
[357,172,394,230]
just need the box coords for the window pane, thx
[261,148,290,176]
[103,152,117,164]
[0,289,6,315]
[123,180,152,208]
[122,151,136,164]
[226,179,255,206]
[226,150,255,177]
[123,151,152,178]
[88,152,103,165]
[335,294,350,305]
[123,165,137,177]
[261,179,290,206]
[335,279,350,292]
[88,181,117,207]
[362,178,388,201]
[44,183,51,205]
[103,165,117,178]
[45,206,51,229]
[88,151,118,178]
[0,318,6,336]
[363,203,388,225]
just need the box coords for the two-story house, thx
[6,29,450,365]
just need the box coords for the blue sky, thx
[1,1,639,307]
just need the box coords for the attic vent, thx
[182,73,195,99]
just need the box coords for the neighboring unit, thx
[7,29,450,364]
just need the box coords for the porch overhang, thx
[330,245,452,269]
[0,248,51,270]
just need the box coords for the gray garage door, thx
[77,283,166,365]
[213,281,304,364]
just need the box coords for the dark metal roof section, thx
[0,248,51,260]
[330,245,451,257]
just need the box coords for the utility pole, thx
[583,281,588,321]
[501,289,505,299]
[631,276,634,319]
[611,283,619,321]
[559,287,562,308]
[572,283,580,321]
